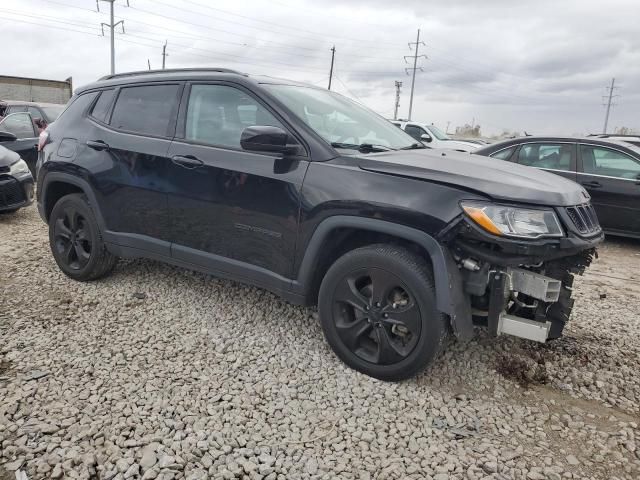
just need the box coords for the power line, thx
[404,28,426,121]
[149,0,401,46]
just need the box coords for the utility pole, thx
[328,46,336,90]
[162,40,168,69]
[147,59,151,70]
[602,78,619,134]
[393,81,402,120]
[98,0,127,75]
[404,29,426,121]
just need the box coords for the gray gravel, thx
[1,205,639,480]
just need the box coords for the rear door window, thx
[6,105,27,115]
[0,112,36,138]
[404,125,427,141]
[110,84,180,137]
[579,145,640,179]
[517,143,574,171]
[90,89,116,123]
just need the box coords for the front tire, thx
[48,193,117,281]
[318,244,448,381]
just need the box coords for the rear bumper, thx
[0,173,34,212]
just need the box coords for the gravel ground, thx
[1,205,639,480]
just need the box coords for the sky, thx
[2,0,639,136]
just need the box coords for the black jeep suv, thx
[37,68,602,380]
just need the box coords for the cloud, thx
[2,0,638,135]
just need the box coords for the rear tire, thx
[48,193,117,281]
[318,244,448,381]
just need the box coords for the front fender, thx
[292,215,473,339]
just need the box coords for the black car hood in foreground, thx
[358,149,588,207]
[0,144,20,167]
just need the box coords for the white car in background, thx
[390,120,480,152]
[589,134,640,148]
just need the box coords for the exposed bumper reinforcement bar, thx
[497,313,551,343]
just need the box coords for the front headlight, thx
[461,201,563,239]
[9,159,30,176]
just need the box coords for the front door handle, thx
[171,155,204,169]
[581,181,602,189]
[86,140,110,151]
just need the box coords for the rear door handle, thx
[581,181,602,189]
[171,155,204,169]
[86,140,110,151]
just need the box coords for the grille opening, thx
[565,204,600,235]
[0,178,26,208]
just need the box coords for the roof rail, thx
[98,68,245,81]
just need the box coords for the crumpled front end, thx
[441,201,603,342]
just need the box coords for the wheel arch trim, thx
[293,216,473,338]
[40,172,106,230]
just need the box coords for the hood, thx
[357,149,589,207]
[0,144,20,168]
[436,140,479,152]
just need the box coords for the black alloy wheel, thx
[48,193,117,281]
[332,267,421,365]
[53,207,92,270]
[318,244,448,381]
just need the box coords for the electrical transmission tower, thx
[404,29,426,121]
[97,0,129,75]
[393,81,402,120]
[602,78,620,134]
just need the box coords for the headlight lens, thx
[9,159,30,176]
[461,201,563,238]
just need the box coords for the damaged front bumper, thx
[443,212,603,343]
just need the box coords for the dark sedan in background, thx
[0,112,40,177]
[0,144,34,214]
[475,137,640,238]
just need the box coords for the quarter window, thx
[27,107,44,123]
[580,145,640,180]
[110,84,180,137]
[185,84,284,148]
[491,146,516,161]
[91,89,116,123]
[517,143,573,171]
[0,112,36,138]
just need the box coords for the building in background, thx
[0,75,72,104]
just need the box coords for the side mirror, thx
[420,133,433,143]
[0,131,18,143]
[240,126,294,154]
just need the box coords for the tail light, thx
[38,130,50,152]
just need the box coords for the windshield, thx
[427,125,450,141]
[41,105,65,122]
[263,84,419,150]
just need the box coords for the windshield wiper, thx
[331,142,396,153]
[399,143,427,150]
